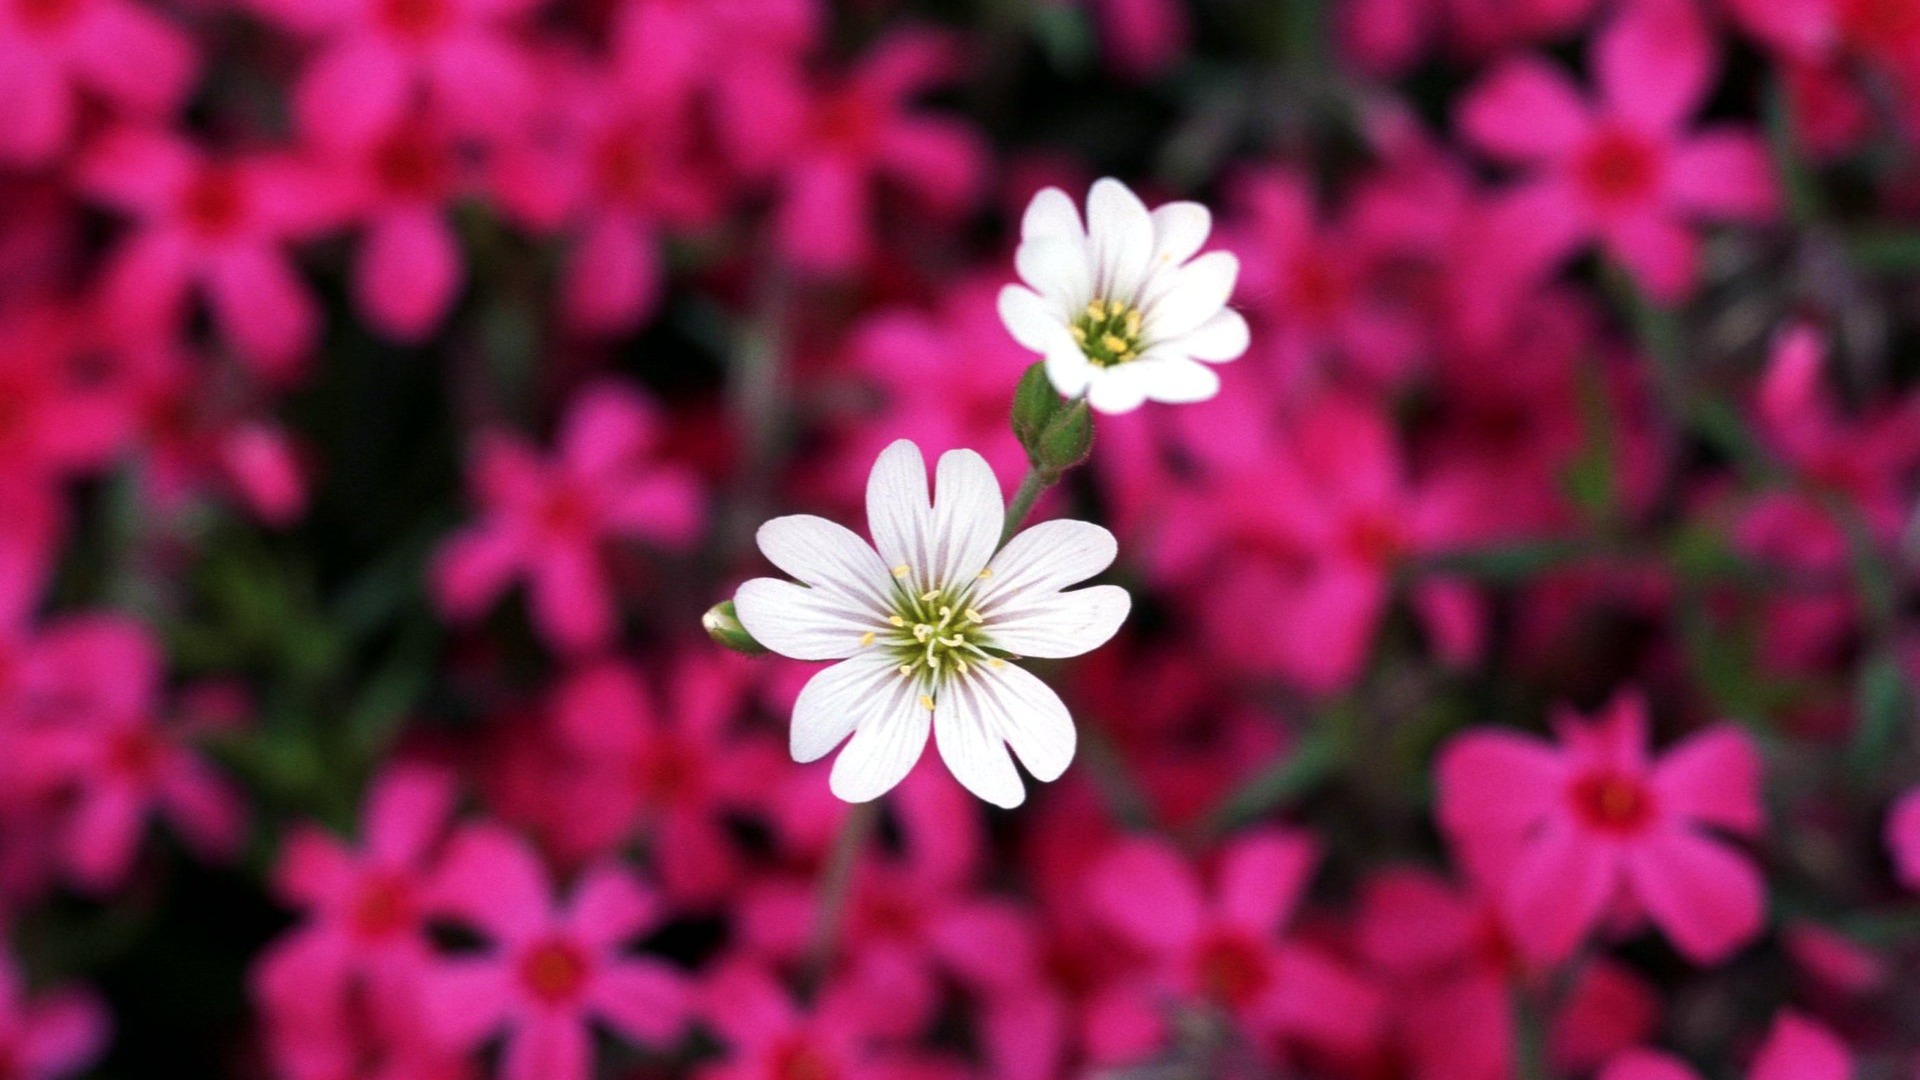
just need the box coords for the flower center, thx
[178,168,248,240]
[1570,770,1655,835]
[517,939,590,1004]
[377,0,450,41]
[12,0,84,32]
[1071,298,1145,367]
[350,874,417,940]
[1195,932,1273,1009]
[862,572,1002,706]
[372,127,450,201]
[1575,128,1660,208]
[771,1040,839,1080]
[107,729,161,780]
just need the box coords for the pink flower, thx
[0,951,108,1080]
[697,960,958,1080]
[0,0,195,166]
[1437,690,1765,965]
[77,130,323,381]
[0,304,138,481]
[491,68,719,336]
[717,29,986,274]
[1457,0,1778,301]
[250,0,545,150]
[305,112,471,343]
[431,380,703,653]
[609,0,819,107]
[1086,828,1384,1061]
[19,618,245,892]
[544,656,781,901]
[1085,0,1189,80]
[1888,787,1920,890]
[1600,1010,1850,1080]
[257,765,459,1019]
[420,824,690,1080]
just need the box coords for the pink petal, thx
[427,824,554,943]
[1666,130,1779,220]
[430,526,522,619]
[157,756,247,863]
[294,39,410,150]
[587,960,689,1046]
[65,783,147,891]
[1625,828,1765,964]
[1086,838,1203,955]
[604,471,702,546]
[1888,787,1920,890]
[204,246,320,382]
[776,157,866,273]
[1261,943,1383,1050]
[1650,725,1762,836]
[1749,1011,1851,1080]
[76,127,197,215]
[877,119,984,213]
[1458,57,1593,163]
[428,30,536,139]
[1435,729,1568,838]
[1603,211,1698,305]
[564,864,661,947]
[562,215,662,336]
[0,47,73,166]
[18,989,109,1077]
[1216,828,1319,935]
[365,763,458,866]
[1598,1050,1700,1080]
[68,0,198,115]
[1503,819,1616,964]
[528,543,615,653]
[558,381,659,479]
[356,208,463,343]
[1594,0,1715,132]
[272,825,359,907]
[419,957,515,1049]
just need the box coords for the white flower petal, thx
[963,661,1078,783]
[985,583,1131,659]
[999,285,1078,355]
[934,679,1026,808]
[790,650,904,763]
[866,439,932,587]
[1015,236,1094,312]
[1044,347,1093,400]
[1151,201,1212,266]
[829,684,931,803]
[930,449,1005,585]
[1084,364,1152,414]
[1143,250,1239,340]
[1172,308,1251,363]
[1086,178,1155,303]
[980,518,1119,597]
[734,578,878,661]
[755,515,893,615]
[1021,186,1084,244]
[1138,355,1222,404]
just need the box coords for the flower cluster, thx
[1,0,1919,1077]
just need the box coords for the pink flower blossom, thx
[420,823,690,1080]
[1888,787,1920,890]
[0,951,107,1080]
[1599,1010,1850,1080]
[1458,0,1778,301]
[697,960,963,1080]
[1086,829,1384,1062]
[432,380,703,653]
[0,0,195,166]
[1437,690,1765,964]
[77,129,324,381]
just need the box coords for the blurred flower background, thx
[2,0,1920,1077]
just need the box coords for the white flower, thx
[733,440,1130,808]
[998,177,1249,415]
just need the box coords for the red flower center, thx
[178,168,249,240]
[518,939,590,1004]
[378,0,450,41]
[1571,770,1655,834]
[1343,512,1406,567]
[592,129,654,202]
[1839,0,1920,54]
[1194,932,1273,1009]
[812,91,879,151]
[373,129,450,201]
[1287,252,1349,323]
[1575,129,1660,208]
[13,0,83,31]
[771,1040,838,1080]
[350,874,417,940]
[632,735,695,803]
[107,728,162,780]
[537,484,596,536]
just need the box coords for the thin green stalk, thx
[806,799,880,991]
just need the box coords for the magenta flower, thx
[1600,1010,1850,1080]
[77,129,323,381]
[717,29,985,274]
[696,960,948,1080]
[432,380,703,653]
[1889,787,1920,890]
[1457,0,1778,301]
[248,0,544,150]
[0,0,195,166]
[1437,690,1765,965]
[420,823,689,1080]
[1086,829,1384,1061]
[0,952,107,1080]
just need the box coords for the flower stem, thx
[1001,466,1056,544]
[806,798,880,992]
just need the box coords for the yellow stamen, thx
[978,567,993,578]
[892,564,910,578]
[964,608,983,623]
[1101,333,1128,354]
[858,631,875,647]
[888,615,906,627]
[989,659,1006,668]
[920,589,940,602]
[919,695,935,711]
